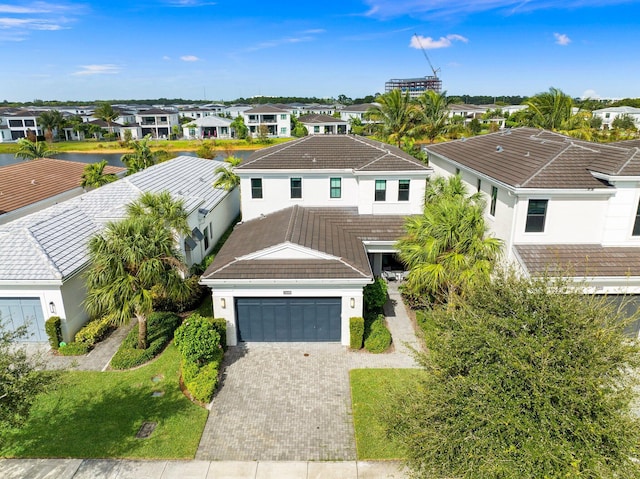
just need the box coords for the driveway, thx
[196,284,420,461]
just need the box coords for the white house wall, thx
[602,181,640,246]
[0,283,64,341]
[357,176,426,215]
[59,271,90,342]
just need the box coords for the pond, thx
[0,150,254,168]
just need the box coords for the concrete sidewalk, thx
[0,459,408,478]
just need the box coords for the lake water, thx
[0,150,254,168]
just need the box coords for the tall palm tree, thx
[524,87,585,131]
[126,191,190,236]
[397,175,503,304]
[413,90,452,143]
[121,135,157,175]
[80,160,118,189]
[14,138,58,160]
[38,110,64,142]
[94,102,119,138]
[366,89,418,148]
[85,215,190,349]
[213,156,242,191]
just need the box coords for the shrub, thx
[110,312,180,370]
[181,357,221,403]
[364,316,392,353]
[152,275,206,313]
[364,277,388,315]
[174,314,222,365]
[57,341,90,356]
[350,316,365,350]
[211,318,227,351]
[45,316,62,350]
[74,316,113,345]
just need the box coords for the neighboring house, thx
[592,106,640,130]
[425,127,640,332]
[134,108,181,138]
[179,105,225,120]
[0,156,240,343]
[0,158,125,224]
[338,103,377,124]
[183,116,234,139]
[298,114,349,135]
[242,105,291,138]
[0,117,11,142]
[2,109,44,140]
[201,135,432,346]
[224,105,253,118]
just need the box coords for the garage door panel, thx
[0,298,46,342]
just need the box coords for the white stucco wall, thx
[601,181,640,246]
[59,271,90,342]
[357,175,426,215]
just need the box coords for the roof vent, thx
[496,145,503,152]
[31,179,37,185]
[461,137,466,142]
[525,151,530,157]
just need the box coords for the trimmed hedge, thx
[57,341,90,356]
[174,314,222,365]
[74,316,113,345]
[364,315,392,353]
[110,312,181,370]
[350,316,365,350]
[45,316,62,350]
[181,350,223,403]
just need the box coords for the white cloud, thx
[164,0,217,6]
[246,36,314,52]
[554,32,571,45]
[162,55,171,61]
[411,34,468,50]
[180,55,200,62]
[302,29,326,34]
[581,89,601,99]
[72,64,121,76]
[0,2,86,42]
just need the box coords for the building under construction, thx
[385,76,442,98]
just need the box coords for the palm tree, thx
[126,190,190,236]
[121,135,157,175]
[413,90,452,143]
[14,138,58,160]
[524,87,585,131]
[366,89,418,148]
[94,102,119,139]
[80,160,118,189]
[213,156,242,191]
[85,214,190,350]
[396,175,503,304]
[38,110,64,142]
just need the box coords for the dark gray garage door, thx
[0,298,46,342]
[236,297,341,342]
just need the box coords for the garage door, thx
[0,298,46,342]
[236,297,341,342]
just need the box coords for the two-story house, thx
[200,135,432,346]
[592,106,640,130]
[135,108,180,138]
[425,128,640,332]
[242,105,291,138]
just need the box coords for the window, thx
[525,199,548,233]
[204,227,210,250]
[398,180,410,201]
[330,178,341,198]
[290,177,302,199]
[477,178,482,192]
[375,180,387,201]
[314,126,320,133]
[280,127,287,135]
[251,178,263,199]
[24,119,35,127]
[280,114,287,120]
[633,200,640,236]
[490,186,498,216]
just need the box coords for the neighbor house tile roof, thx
[238,135,431,172]
[298,114,346,124]
[425,127,640,188]
[0,158,124,216]
[514,244,640,278]
[0,156,230,282]
[202,206,408,281]
[245,105,289,114]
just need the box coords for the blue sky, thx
[1,0,638,102]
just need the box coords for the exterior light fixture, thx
[350,298,355,308]
[221,298,226,309]
[49,301,56,314]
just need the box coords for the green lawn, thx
[350,368,424,460]
[0,344,208,459]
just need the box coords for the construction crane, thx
[414,33,441,78]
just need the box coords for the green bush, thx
[211,318,227,351]
[364,277,388,314]
[181,357,221,403]
[174,314,222,365]
[350,316,365,350]
[57,341,90,356]
[45,316,62,350]
[110,312,180,370]
[74,316,113,345]
[364,316,392,353]
[152,275,206,313]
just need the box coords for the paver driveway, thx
[196,285,419,461]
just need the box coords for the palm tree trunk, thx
[136,313,148,350]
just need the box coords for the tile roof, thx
[238,135,431,172]
[298,114,346,124]
[245,105,289,114]
[514,244,640,278]
[202,206,408,281]
[425,127,640,188]
[0,158,124,215]
[0,156,230,282]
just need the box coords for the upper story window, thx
[398,180,410,201]
[280,114,287,120]
[251,178,263,199]
[290,178,302,199]
[204,227,210,250]
[24,119,35,127]
[525,199,548,233]
[314,126,320,133]
[632,200,640,236]
[330,178,341,198]
[375,180,387,201]
[490,186,498,216]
